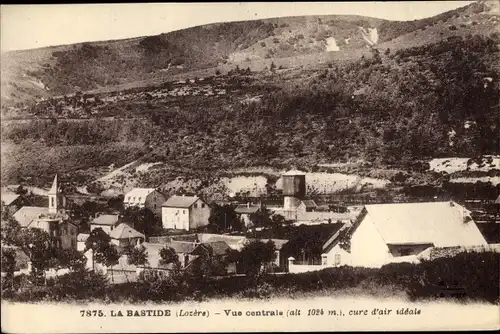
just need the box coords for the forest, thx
[1,34,499,186]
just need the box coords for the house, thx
[1,191,25,211]
[161,195,211,231]
[321,201,489,268]
[196,233,288,270]
[90,214,120,234]
[109,223,145,250]
[123,188,166,217]
[77,233,89,252]
[298,200,318,212]
[234,203,259,227]
[12,175,78,250]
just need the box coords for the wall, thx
[288,260,327,274]
[60,223,78,250]
[162,207,190,230]
[145,190,166,217]
[189,199,211,230]
[30,219,51,233]
[350,214,391,268]
[325,244,352,267]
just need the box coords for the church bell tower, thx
[48,174,66,214]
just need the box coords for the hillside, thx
[1,1,499,202]
[1,1,498,106]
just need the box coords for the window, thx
[400,248,412,256]
[183,210,186,214]
[334,254,341,265]
[154,204,157,209]
[51,197,54,207]
[201,203,205,208]
[133,197,136,202]
[194,203,197,208]
[138,197,142,202]
[128,196,131,202]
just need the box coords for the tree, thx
[249,206,274,229]
[107,195,124,212]
[208,204,243,232]
[1,247,16,290]
[127,244,149,270]
[15,186,28,196]
[238,240,276,278]
[101,244,120,283]
[122,206,160,237]
[18,228,53,284]
[58,248,87,273]
[85,227,112,271]
[159,246,179,267]
[0,217,21,246]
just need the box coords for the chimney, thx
[449,201,454,207]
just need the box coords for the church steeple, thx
[48,175,65,213]
[48,174,58,195]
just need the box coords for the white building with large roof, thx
[321,201,488,268]
[161,195,211,231]
[123,188,166,217]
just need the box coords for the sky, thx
[0,2,475,52]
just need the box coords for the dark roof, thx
[301,200,317,209]
[162,195,201,208]
[204,241,231,256]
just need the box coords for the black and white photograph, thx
[1,1,499,332]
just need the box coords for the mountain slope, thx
[1,1,498,106]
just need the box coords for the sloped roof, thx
[363,201,488,247]
[198,233,247,249]
[322,224,352,253]
[301,200,317,209]
[77,233,89,242]
[495,195,500,204]
[247,238,289,250]
[235,204,259,214]
[167,241,198,254]
[109,223,145,240]
[13,206,49,227]
[282,169,306,176]
[123,188,157,203]
[203,241,231,256]
[48,175,59,195]
[1,193,20,206]
[162,195,201,208]
[91,214,119,226]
